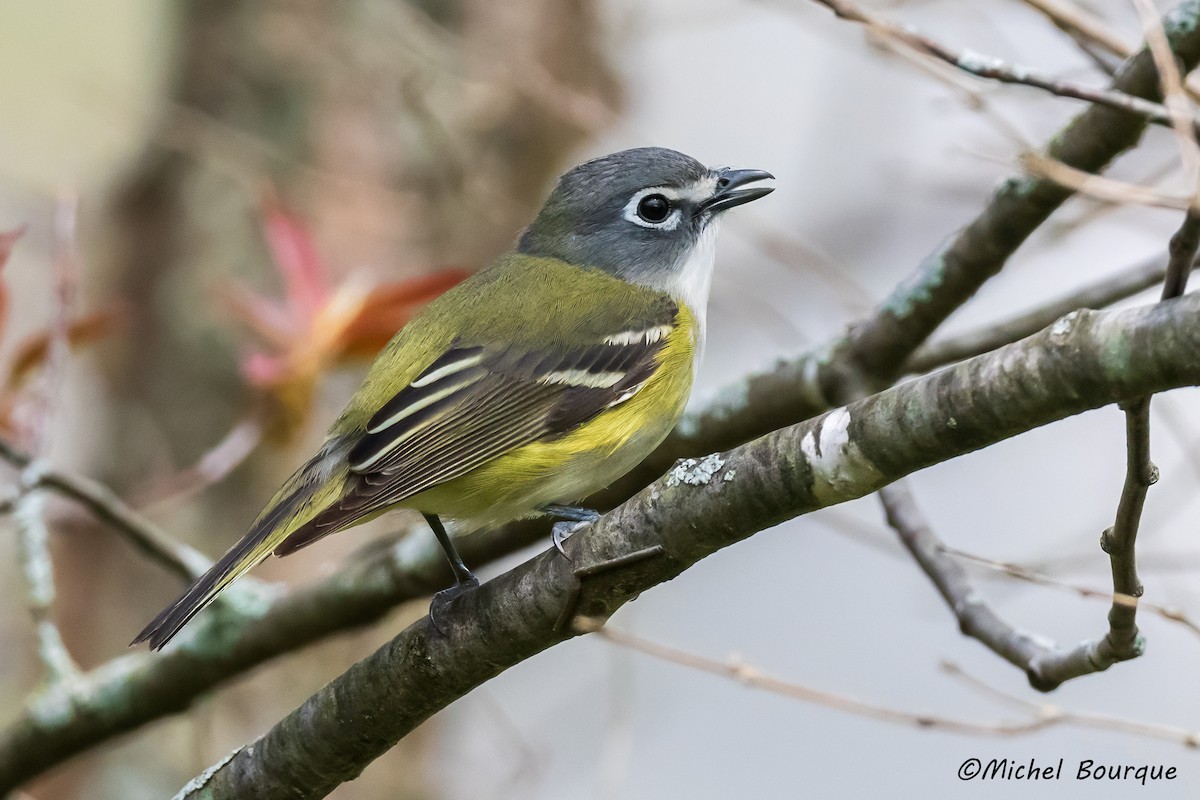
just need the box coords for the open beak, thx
[700,168,775,214]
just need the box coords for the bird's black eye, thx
[636,194,672,223]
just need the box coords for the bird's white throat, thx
[669,218,720,361]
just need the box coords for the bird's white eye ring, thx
[637,194,671,223]
[623,187,682,230]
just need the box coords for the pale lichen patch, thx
[1050,309,1082,338]
[799,407,885,504]
[882,243,949,318]
[173,745,245,799]
[666,454,727,487]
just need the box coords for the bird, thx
[132,147,774,650]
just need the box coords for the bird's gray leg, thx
[425,513,479,634]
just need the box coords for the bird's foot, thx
[551,520,592,559]
[542,505,601,560]
[429,573,480,636]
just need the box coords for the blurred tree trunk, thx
[40,1,620,798]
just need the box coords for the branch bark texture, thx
[655,0,1200,458]
[5,4,1200,793]
[182,293,1200,798]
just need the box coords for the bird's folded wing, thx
[273,308,677,551]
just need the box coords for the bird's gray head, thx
[517,147,773,310]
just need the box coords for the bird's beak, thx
[700,168,775,214]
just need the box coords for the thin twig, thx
[905,252,1193,373]
[9,197,82,682]
[1021,0,1200,101]
[12,471,78,682]
[862,26,989,107]
[1020,150,1193,210]
[1134,0,1200,206]
[942,545,1200,642]
[1022,209,1199,687]
[0,438,207,582]
[1057,22,1200,684]
[879,482,1066,689]
[591,626,1200,746]
[940,661,1200,746]
[1017,0,1136,58]
[133,416,263,512]
[812,0,1193,133]
[1163,210,1200,299]
[1067,31,1126,76]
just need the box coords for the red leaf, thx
[0,225,27,341]
[261,191,329,325]
[6,305,126,388]
[337,269,469,359]
[0,225,25,269]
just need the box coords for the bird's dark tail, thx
[131,444,351,650]
[130,484,310,650]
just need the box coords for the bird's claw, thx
[551,520,591,559]
[429,574,480,636]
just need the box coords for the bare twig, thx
[1017,0,1137,58]
[592,626,1200,746]
[12,473,78,682]
[1022,209,1200,689]
[940,661,1200,746]
[1019,150,1193,210]
[133,416,263,512]
[904,252,1194,373]
[878,482,1069,689]
[1134,0,1200,204]
[1164,212,1200,298]
[1021,0,1200,101]
[0,438,208,582]
[1040,13,1200,689]
[942,545,1200,643]
[813,0,1192,133]
[6,264,1200,797]
[9,198,82,682]
[861,26,989,107]
[1067,32,1126,76]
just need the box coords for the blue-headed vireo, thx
[133,147,774,649]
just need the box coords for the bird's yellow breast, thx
[402,305,698,523]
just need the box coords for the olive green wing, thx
[273,300,677,553]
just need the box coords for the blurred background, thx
[2,0,1200,798]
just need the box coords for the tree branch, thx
[903,253,1194,374]
[815,0,1195,134]
[0,513,545,793]
[628,0,1200,460]
[877,482,1065,688]
[179,292,1200,799]
[818,0,1200,390]
[6,5,1200,787]
[595,627,1200,746]
[12,476,79,683]
[0,439,208,582]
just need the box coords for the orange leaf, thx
[7,306,126,388]
[336,269,470,359]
